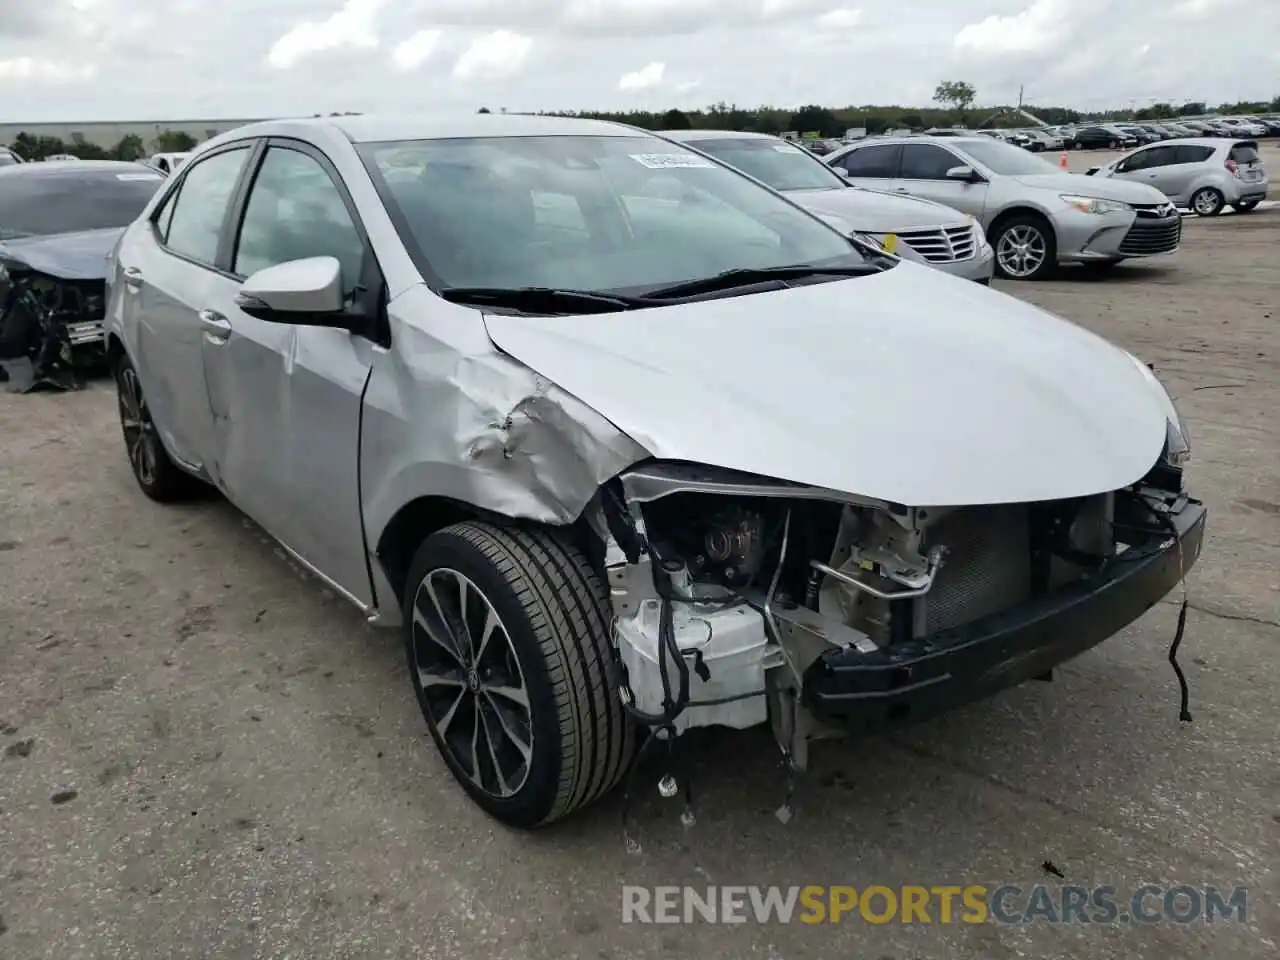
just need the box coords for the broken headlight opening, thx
[0,264,104,393]
[594,459,1204,846]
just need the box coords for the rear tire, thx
[114,355,203,502]
[1191,187,1225,217]
[403,521,635,828]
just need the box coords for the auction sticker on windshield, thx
[630,153,717,169]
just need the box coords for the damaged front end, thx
[592,456,1205,812]
[0,236,114,393]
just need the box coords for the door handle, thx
[894,187,909,193]
[122,266,143,289]
[198,309,232,343]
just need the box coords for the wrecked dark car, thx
[104,116,1204,832]
[0,160,163,391]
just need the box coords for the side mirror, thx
[945,165,979,182]
[835,166,852,179]
[235,256,349,326]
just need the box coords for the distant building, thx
[0,118,273,151]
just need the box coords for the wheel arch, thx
[987,204,1058,245]
[105,331,127,370]
[374,493,607,607]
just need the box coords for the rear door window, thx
[164,147,252,266]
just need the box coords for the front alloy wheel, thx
[993,216,1056,280]
[412,567,534,799]
[404,522,635,827]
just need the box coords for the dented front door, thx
[198,140,378,606]
[199,286,375,607]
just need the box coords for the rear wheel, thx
[114,355,202,502]
[1191,187,1225,217]
[991,214,1057,281]
[403,521,635,828]
[1231,199,1260,213]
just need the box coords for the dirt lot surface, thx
[2,199,1278,959]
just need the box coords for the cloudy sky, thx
[2,0,1276,121]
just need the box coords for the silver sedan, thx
[825,135,1181,280]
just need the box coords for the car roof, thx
[844,135,990,148]
[217,113,646,145]
[1133,137,1237,147]
[659,129,778,141]
[0,159,155,178]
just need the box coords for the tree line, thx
[8,88,1278,162]
[501,83,1280,138]
[6,130,199,162]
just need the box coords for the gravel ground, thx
[1,192,1278,960]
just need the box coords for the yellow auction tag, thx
[882,233,897,254]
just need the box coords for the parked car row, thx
[823,134,1183,280]
[1047,115,1280,149]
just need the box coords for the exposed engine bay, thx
[0,258,106,393]
[591,455,1202,825]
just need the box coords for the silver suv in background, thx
[824,135,1181,280]
[661,129,994,283]
[1087,139,1269,216]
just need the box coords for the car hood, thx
[482,262,1168,507]
[0,227,122,280]
[786,186,970,232]
[1009,173,1168,205]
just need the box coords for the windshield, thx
[0,168,163,239]
[358,135,866,294]
[954,138,1062,176]
[687,137,845,192]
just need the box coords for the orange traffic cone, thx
[1059,151,1069,170]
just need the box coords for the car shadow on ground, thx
[1050,262,1182,284]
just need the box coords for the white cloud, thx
[452,30,533,80]
[0,1,1276,121]
[0,56,95,81]
[618,61,665,91]
[818,7,862,29]
[266,0,385,70]
[953,0,1069,56]
[391,27,442,71]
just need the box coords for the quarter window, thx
[234,147,365,297]
[164,147,251,265]
[1172,145,1214,164]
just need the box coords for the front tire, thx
[114,355,202,502]
[991,214,1057,281]
[403,521,635,828]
